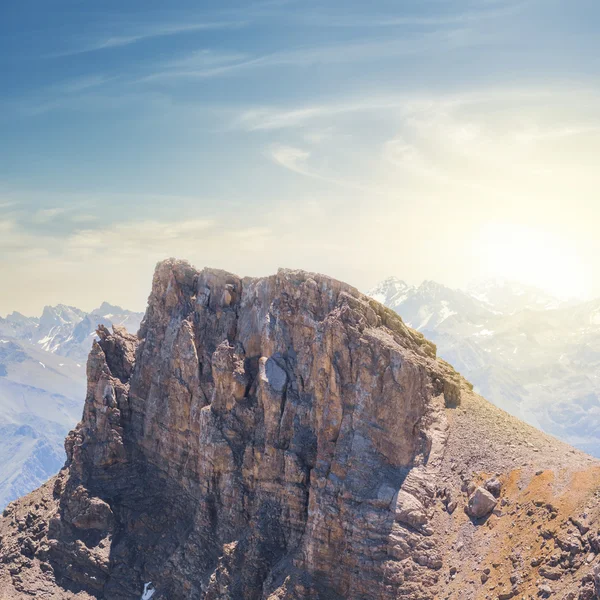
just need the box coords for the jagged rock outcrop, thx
[1,260,600,600]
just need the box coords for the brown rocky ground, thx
[1,260,599,600]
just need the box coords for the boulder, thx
[467,486,497,519]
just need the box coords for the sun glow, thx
[474,222,589,300]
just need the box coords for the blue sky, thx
[2,0,600,313]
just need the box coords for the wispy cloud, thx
[234,86,600,132]
[514,125,600,143]
[269,145,312,176]
[1,214,272,263]
[301,1,529,28]
[50,21,247,57]
[240,85,600,208]
[31,207,66,224]
[69,214,99,224]
[267,144,385,195]
[138,49,251,82]
[234,97,405,131]
[0,218,53,255]
[49,75,115,95]
[67,219,217,254]
[139,30,484,82]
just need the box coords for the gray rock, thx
[466,486,498,519]
[264,356,287,393]
[484,476,502,498]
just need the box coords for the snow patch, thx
[474,329,495,337]
[141,582,156,599]
[438,301,457,323]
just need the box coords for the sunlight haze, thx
[1,0,599,314]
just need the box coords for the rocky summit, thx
[1,260,600,600]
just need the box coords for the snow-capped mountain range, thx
[368,277,600,457]
[2,302,143,363]
[0,303,143,509]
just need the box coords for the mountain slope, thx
[0,339,85,508]
[1,260,599,600]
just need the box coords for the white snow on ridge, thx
[38,327,62,353]
[141,582,156,599]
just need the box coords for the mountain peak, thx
[367,276,412,305]
[93,301,127,315]
[2,261,600,600]
[417,279,452,295]
[39,304,86,327]
[5,311,37,325]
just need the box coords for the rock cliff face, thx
[1,260,600,600]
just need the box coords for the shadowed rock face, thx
[2,260,600,600]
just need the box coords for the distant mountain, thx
[371,277,496,331]
[467,278,571,314]
[0,303,143,508]
[368,278,600,456]
[0,302,143,363]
